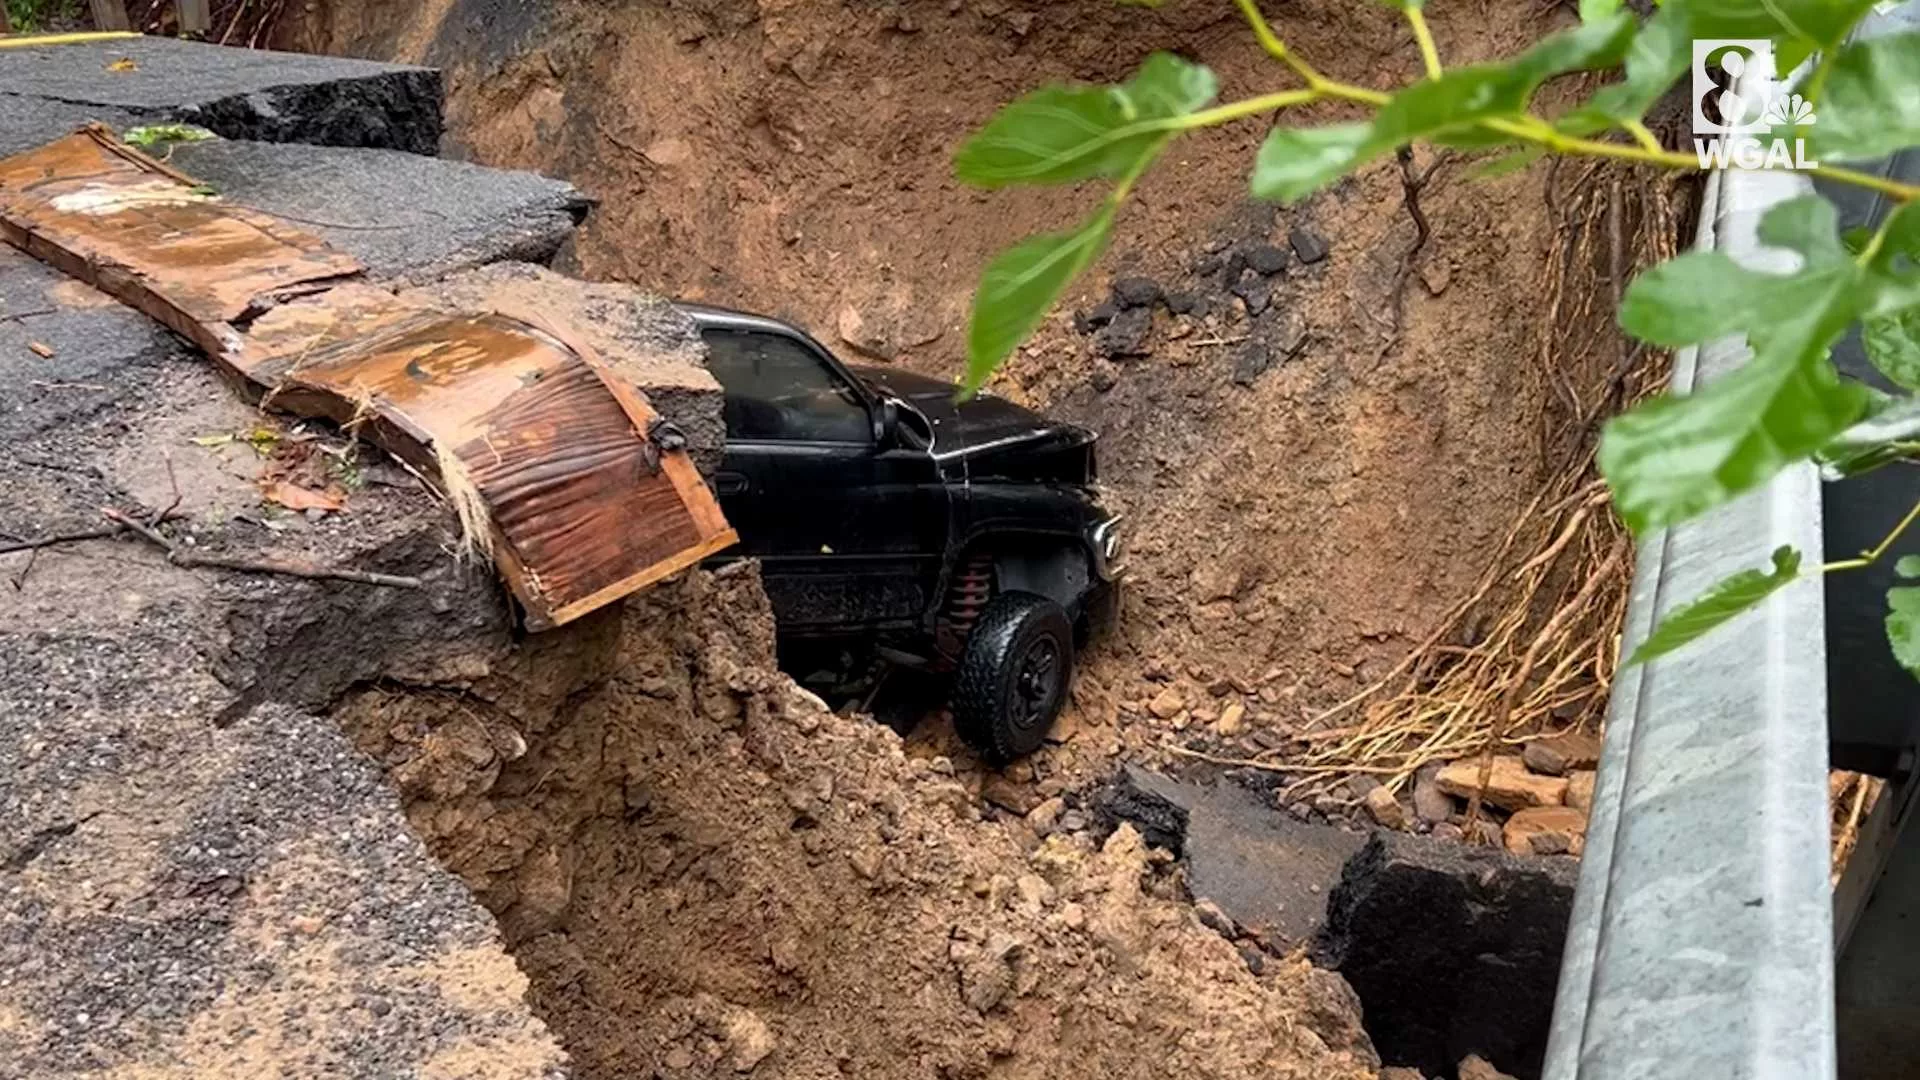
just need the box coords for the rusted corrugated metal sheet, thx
[0,125,735,628]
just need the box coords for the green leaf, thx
[1602,332,1869,531]
[1817,394,1920,479]
[1865,308,1920,392]
[1628,545,1802,665]
[1470,146,1547,178]
[1503,9,1636,84]
[964,208,1114,394]
[1250,124,1372,204]
[1618,198,1851,348]
[1897,555,1920,578]
[1617,251,1805,347]
[123,123,215,149]
[1556,10,1692,134]
[1685,0,1877,58]
[1860,205,1920,316]
[1887,585,1920,681]
[1370,66,1536,145]
[954,53,1217,188]
[1808,32,1920,162]
[1253,18,1632,203]
[1607,198,1873,530]
[1430,126,1526,150]
[1756,195,1850,264]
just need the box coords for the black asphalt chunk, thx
[1315,834,1577,1080]
[0,36,441,154]
[1110,275,1163,310]
[1289,225,1331,264]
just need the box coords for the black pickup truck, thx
[680,303,1121,762]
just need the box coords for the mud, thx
[334,563,1385,1079]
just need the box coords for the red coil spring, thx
[934,555,994,662]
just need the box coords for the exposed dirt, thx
[335,564,1382,1080]
[285,0,1583,792]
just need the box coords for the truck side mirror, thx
[875,397,902,448]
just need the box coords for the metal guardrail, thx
[1543,159,1838,1080]
[1550,7,1920,1073]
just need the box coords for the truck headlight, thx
[1089,515,1124,581]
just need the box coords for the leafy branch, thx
[956,0,1920,677]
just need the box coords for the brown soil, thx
[285,0,1581,789]
[335,565,1381,1080]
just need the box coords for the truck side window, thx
[701,329,872,443]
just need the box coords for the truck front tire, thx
[953,591,1074,764]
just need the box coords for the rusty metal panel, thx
[0,125,735,628]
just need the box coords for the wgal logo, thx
[1692,39,1819,169]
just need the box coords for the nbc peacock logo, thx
[1760,93,1817,128]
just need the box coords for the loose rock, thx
[1232,341,1273,388]
[982,774,1041,816]
[1289,226,1330,264]
[1411,764,1453,824]
[1244,243,1290,275]
[1435,756,1567,811]
[1458,1053,1518,1080]
[1095,306,1153,358]
[1566,770,1596,814]
[1110,275,1163,309]
[1026,796,1066,836]
[1216,701,1247,737]
[1520,731,1602,777]
[722,1006,776,1072]
[1363,786,1407,831]
[1086,768,1189,856]
[1079,301,1118,330]
[1194,898,1239,939]
[1231,268,1272,316]
[836,303,895,360]
[1269,307,1308,357]
[1502,806,1586,857]
[1147,685,1185,720]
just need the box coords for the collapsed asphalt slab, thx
[1317,834,1578,1080]
[0,36,440,153]
[167,139,589,286]
[0,241,563,1076]
[1111,765,1366,947]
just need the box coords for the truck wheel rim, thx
[1014,637,1061,730]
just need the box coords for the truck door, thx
[701,327,947,631]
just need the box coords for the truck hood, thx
[848,364,1093,459]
